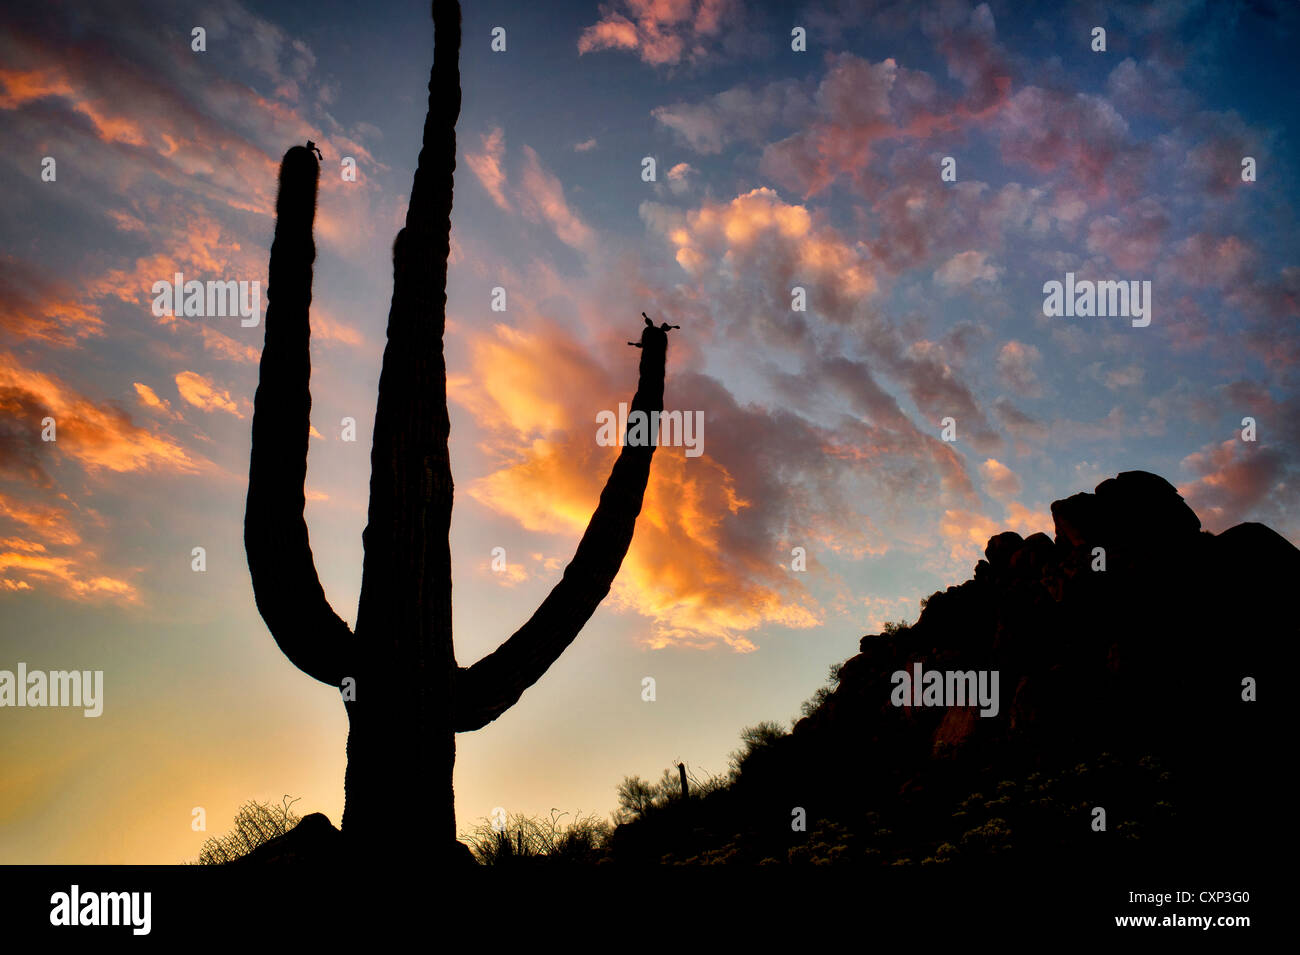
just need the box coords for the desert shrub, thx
[194,796,301,864]
[461,809,613,865]
[727,721,789,779]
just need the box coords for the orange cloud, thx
[0,491,138,604]
[578,15,640,56]
[87,215,246,314]
[0,66,75,106]
[0,255,104,347]
[200,326,260,364]
[450,320,820,651]
[132,382,177,419]
[939,501,1051,563]
[0,350,198,475]
[174,371,242,418]
[0,548,137,602]
[0,490,80,546]
[662,188,877,301]
[0,66,146,145]
[980,458,1021,500]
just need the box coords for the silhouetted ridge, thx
[611,470,1292,866]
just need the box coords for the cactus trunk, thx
[244,0,671,865]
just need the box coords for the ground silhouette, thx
[248,470,1286,868]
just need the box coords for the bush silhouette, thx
[194,796,301,865]
[461,810,612,865]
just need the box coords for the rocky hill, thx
[611,471,1292,866]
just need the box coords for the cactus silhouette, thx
[244,0,671,864]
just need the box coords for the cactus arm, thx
[453,324,669,731]
[353,0,461,659]
[245,146,353,687]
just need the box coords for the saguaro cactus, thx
[244,0,670,864]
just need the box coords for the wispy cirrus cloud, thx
[464,129,593,250]
[465,126,509,211]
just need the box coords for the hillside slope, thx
[611,471,1291,866]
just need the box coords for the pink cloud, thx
[518,146,593,250]
[996,341,1042,397]
[578,0,739,67]
[1179,438,1287,533]
[980,458,1022,500]
[995,86,1146,201]
[1085,198,1170,270]
[935,250,1003,288]
[465,126,509,211]
[1157,233,1257,290]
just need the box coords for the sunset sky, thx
[1,0,1297,863]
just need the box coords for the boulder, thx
[1050,492,1100,548]
[985,531,1024,567]
[1008,532,1054,573]
[234,812,340,865]
[1093,470,1200,540]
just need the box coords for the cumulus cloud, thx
[995,86,1145,201]
[939,500,1051,564]
[653,79,811,154]
[1106,56,1194,120]
[1179,438,1290,533]
[1158,233,1256,291]
[651,186,876,308]
[980,458,1022,499]
[996,341,1042,397]
[1085,198,1170,270]
[759,54,968,199]
[666,161,696,195]
[578,0,742,67]
[935,250,1003,288]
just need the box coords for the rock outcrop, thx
[613,471,1292,866]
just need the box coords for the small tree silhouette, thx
[728,721,788,778]
[245,0,674,865]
